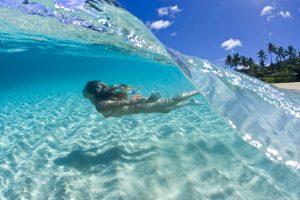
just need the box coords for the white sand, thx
[272,82,300,90]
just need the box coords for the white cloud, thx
[267,15,275,21]
[158,7,169,16]
[278,11,292,19]
[221,39,243,50]
[149,20,171,30]
[169,5,181,13]
[260,5,276,21]
[157,5,181,17]
[261,6,274,16]
[170,32,177,37]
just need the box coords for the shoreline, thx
[272,82,300,91]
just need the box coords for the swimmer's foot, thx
[189,90,200,97]
[174,90,200,102]
[175,99,201,107]
[189,98,202,106]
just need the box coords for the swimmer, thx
[82,81,201,118]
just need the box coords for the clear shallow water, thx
[1,0,300,199]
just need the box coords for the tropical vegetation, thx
[224,43,300,83]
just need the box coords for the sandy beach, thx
[272,82,300,90]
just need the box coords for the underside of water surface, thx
[1,0,300,199]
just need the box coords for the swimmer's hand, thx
[146,92,161,103]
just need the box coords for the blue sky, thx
[118,0,300,65]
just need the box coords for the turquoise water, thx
[1,0,300,199]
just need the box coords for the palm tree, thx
[232,53,241,70]
[225,55,233,69]
[257,50,267,67]
[248,57,255,66]
[286,45,297,60]
[276,47,285,63]
[247,57,258,76]
[267,42,276,65]
[240,56,248,69]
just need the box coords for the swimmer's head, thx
[82,81,108,99]
[83,81,128,102]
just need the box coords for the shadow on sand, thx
[54,147,121,170]
[54,146,156,171]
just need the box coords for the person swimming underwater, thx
[82,81,201,118]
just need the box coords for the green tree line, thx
[225,43,300,83]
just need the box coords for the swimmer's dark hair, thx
[83,81,128,101]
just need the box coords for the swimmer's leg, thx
[111,91,200,116]
[159,90,200,107]
[136,90,200,112]
[164,98,202,112]
[174,90,199,101]
[176,98,202,107]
